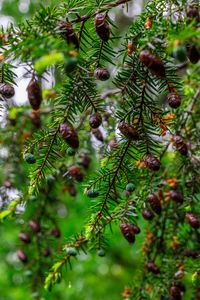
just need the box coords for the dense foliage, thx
[0,0,200,299]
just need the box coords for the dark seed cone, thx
[17,250,28,263]
[142,209,154,220]
[170,286,182,300]
[19,232,31,244]
[145,261,160,274]
[94,68,110,81]
[118,121,139,140]
[147,193,161,214]
[171,135,188,155]
[89,112,102,128]
[144,154,160,171]
[68,165,84,182]
[51,228,61,238]
[43,248,51,257]
[0,83,15,98]
[131,224,141,234]
[173,281,186,293]
[95,13,110,42]
[186,44,200,64]
[8,118,17,126]
[169,190,184,203]
[30,110,41,128]
[139,50,165,78]
[167,92,181,108]
[186,213,200,229]
[186,5,200,23]
[58,21,79,48]
[28,220,41,233]
[119,223,135,244]
[80,153,91,169]
[92,128,104,142]
[59,123,79,149]
[68,184,77,197]
[27,76,42,110]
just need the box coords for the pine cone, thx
[80,153,91,169]
[118,121,139,140]
[0,83,15,98]
[95,13,110,42]
[94,68,110,81]
[142,209,154,220]
[186,44,200,64]
[43,248,51,257]
[19,232,31,244]
[171,135,188,155]
[169,190,184,203]
[186,5,200,22]
[119,223,136,243]
[145,261,160,274]
[139,50,165,78]
[28,220,41,233]
[17,250,28,263]
[170,286,182,300]
[58,21,79,48]
[30,110,41,128]
[173,281,186,292]
[144,154,160,171]
[92,128,104,142]
[185,213,200,229]
[131,224,141,234]
[68,165,84,182]
[167,92,181,108]
[89,112,102,128]
[147,193,161,214]
[27,76,42,110]
[59,123,79,149]
[68,184,77,197]
[51,228,61,238]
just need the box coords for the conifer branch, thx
[89,140,131,230]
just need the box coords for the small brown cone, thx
[186,213,200,229]
[171,135,187,155]
[119,223,136,244]
[147,193,161,214]
[0,83,15,98]
[118,121,139,140]
[95,14,110,42]
[144,154,160,171]
[58,21,79,48]
[139,50,165,78]
[89,112,102,129]
[27,76,42,110]
[59,123,79,149]
[68,165,84,182]
[145,261,160,274]
[94,68,110,81]
[167,92,181,108]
